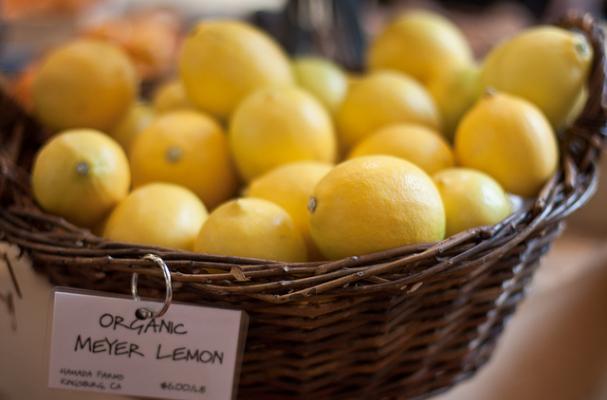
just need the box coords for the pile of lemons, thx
[29,11,592,262]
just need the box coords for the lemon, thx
[336,71,440,149]
[179,20,293,118]
[563,86,588,127]
[347,72,363,87]
[152,79,193,114]
[309,155,445,260]
[104,183,207,250]
[481,26,593,128]
[349,123,454,175]
[433,168,512,236]
[32,39,137,132]
[246,161,332,259]
[130,110,237,209]
[292,56,348,113]
[110,102,154,153]
[428,64,481,139]
[194,198,307,262]
[31,129,130,228]
[368,11,472,84]
[229,86,336,182]
[455,92,558,197]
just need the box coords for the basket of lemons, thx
[0,9,605,400]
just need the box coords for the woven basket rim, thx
[0,11,605,305]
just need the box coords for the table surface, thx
[1,230,606,400]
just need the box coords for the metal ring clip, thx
[131,254,173,320]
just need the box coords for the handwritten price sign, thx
[48,288,248,400]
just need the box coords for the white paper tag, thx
[47,288,248,400]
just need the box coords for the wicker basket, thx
[0,12,605,400]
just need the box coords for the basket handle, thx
[558,12,607,171]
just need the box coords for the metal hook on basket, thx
[131,254,173,320]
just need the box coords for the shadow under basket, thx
[0,12,606,400]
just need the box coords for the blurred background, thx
[1,0,606,76]
[0,0,606,399]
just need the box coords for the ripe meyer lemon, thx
[246,161,332,259]
[130,110,238,209]
[433,168,512,236]
[336,71,440,148]
[563,86,588,127]
[110,102,154,153]
[194,198,307,262]
[229,86,336,181]
[349,123,454,175]
[346,72,363,88]
[152,79,194,114]
[455,92,558,197]
[368,10,472,84]
[292,56,348,113]
[31,129,130,228]
[179,20,293,118]
[428,64,481,139]
[309,155,445,260]
[104,183,207,250]
[481,26,593,128]
[32,39,137,131]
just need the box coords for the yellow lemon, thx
[368,10,472,84]
[455,92,558,197]
[130,110,237,209]
[104,183,207,250]
[349,123,454,175]
[292,56,348,113]
[179,20,293,118]
[309,155,445,260]
[246,161,332,259]
[152,79,194,114]
[32,39,137,132]
[347,72,363,88]
[336,71,440,149]
[31,129,130,228]
[110,102,154,153]
[481,26,593,128]
[563,86,588,127]
[433,168,512,237]
[194,198,307,262]
[428,64,481,139]
[229,86,336,182]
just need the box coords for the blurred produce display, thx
[3,0,100,19]
[83,9,181,80]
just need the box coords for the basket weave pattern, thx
[0,12,605,400]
